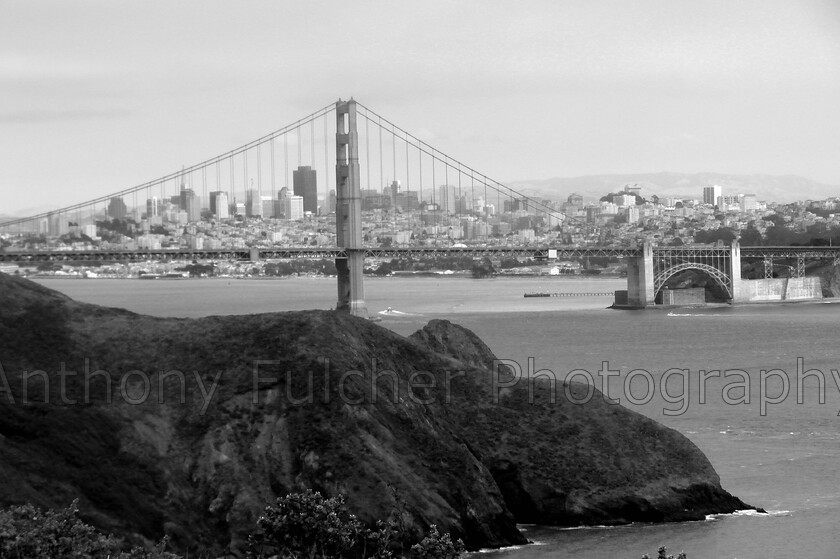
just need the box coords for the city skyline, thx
[1,0,839,215]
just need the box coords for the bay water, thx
[33,276,840,559]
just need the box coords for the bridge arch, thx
[654,262,732,301]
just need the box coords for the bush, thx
[410,525,464,559]
[0,500,115,559]
[246,490,393,559]
[641,545,686,559]
[246,490,464,559]
[0,494,465,559]
[0,500,180,559]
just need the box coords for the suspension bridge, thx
[2,99,839,312]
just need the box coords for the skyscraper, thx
[246,189,261,218]
[703,185,722,206]
[293,166,318,214]
[184,190,201,222]
[146,197,160,218]
[107,197,127,220]
[215,192,229,219]
[209,191,229,217]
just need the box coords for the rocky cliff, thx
[0,274,752,555]
[411,319,751,525]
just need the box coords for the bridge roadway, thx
[3,245,840,264]
[0,246,639,263]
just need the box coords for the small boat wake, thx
[378,307,422,317]
[667,311,731,317]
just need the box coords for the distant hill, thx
[508,172,840,204]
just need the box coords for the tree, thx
[246,490,393,559]
[738,222,763,246]
[247,491,465,559]
[471,258,496,278]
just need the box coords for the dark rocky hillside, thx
[0,273,753,555]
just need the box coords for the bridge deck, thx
[2,245,839,263]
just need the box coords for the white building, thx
[216,192,229,219]
[282,195,304,221]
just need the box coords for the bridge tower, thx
[335,99,368,317]
[626,242,655,307]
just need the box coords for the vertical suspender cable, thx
[257,144,262,201]
[202,166,207,214]
[392,121,397,233]
[270,138,276,202]
[229,155,234,203]
[418,140,423,228]
[324,115,329,198]
[378,116,384,231]
[405,132,411,239]
[297,121,302,168]
[365,113,370,192]
[243,150,248,199]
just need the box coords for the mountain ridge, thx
[508,172,839,204]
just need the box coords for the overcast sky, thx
[1,0,839,214]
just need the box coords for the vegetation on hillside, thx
[0,492,465,559]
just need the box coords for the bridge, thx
[2,99,838,312]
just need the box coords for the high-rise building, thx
[47,212,69,236]
[282,195,304,220]
[183,190,201,222]
[108,197,127,220]
[215,192,230,219]
[246,189,262,218]
[209,191,229,217]
[741,194,758,212]
[328,189,336,214]
[146,197,160,218]
[389,181,400,208]
[703,185,722,206]
[293,166,318,214]
[261,196,274,218]
[438,185,456,214]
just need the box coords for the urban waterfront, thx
[34,276,840,559]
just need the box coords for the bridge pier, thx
[730,241,743,303]
[335,99,368,318]
[626,243,654,307]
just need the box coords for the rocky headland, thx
[0,273,753,555]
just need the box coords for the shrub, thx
[410,525,464,559]
[246,490,464,559]
[641,545,686,559]
[0,500,180,559]
[0,494,465,559]
[246,490,394,559]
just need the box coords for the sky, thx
[1,0,839,215]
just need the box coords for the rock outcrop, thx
[0,274,752,555]
[409,319,751,525]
